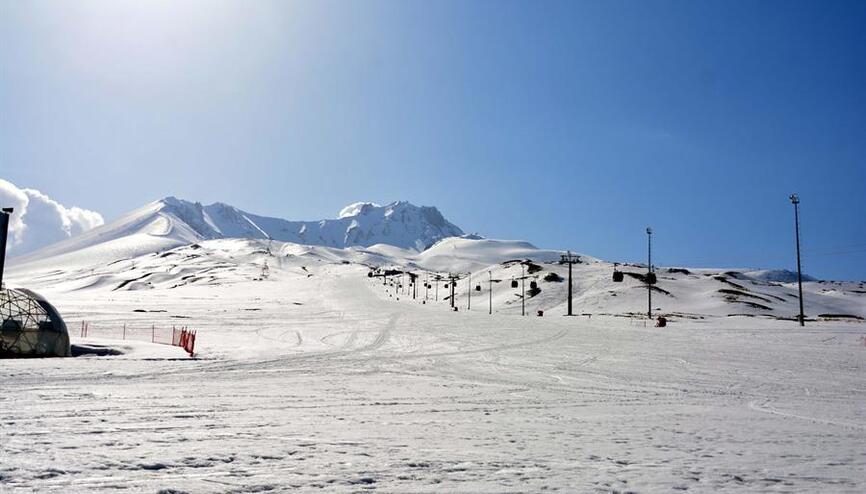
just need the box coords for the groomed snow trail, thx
[2,265,865,492]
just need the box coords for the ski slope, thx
[7,236,865,320]
[2,237,865,492]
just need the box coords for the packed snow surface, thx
[2,236,865,492]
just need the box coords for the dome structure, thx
[0,288,70,358]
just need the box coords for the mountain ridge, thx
[8,197,467,265]
[158,196,465,250]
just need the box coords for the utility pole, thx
[521,262,526,316]
[488,271,493,315]
[0,207,13,290]
[646,227,653,319]
[790,194,806,326]
[435,275,439,301]
[560,251,580,316]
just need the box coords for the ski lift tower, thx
[487,270,493,315]
[409,272,418,300]
[560,251,580,316]
[520,262,526,316]
[446,273,461,309]
[646,227,654,319]
[466,272,472,310]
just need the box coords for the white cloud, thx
[0,179,105,257]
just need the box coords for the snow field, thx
[2,259,865,492]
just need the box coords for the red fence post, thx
[188,330,196,356]
[123,323,126,340]
[152,324,155,343]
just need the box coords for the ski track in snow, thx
[2,261,866,492]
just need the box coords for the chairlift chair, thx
[612,262,624,282]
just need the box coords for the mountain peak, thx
[339,202,381,219]
[158,196,186,207]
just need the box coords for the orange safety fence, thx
[78,322,197,356]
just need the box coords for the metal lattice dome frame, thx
[0,288,70,358]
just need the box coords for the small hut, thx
[0,288,71,358]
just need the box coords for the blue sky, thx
[1,0,865,280]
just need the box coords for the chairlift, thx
[511,278,518,289]
[646,272,657,285]
[612,262,624,282]
[529,281,538,290]
[475,284,481,292]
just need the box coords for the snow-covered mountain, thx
[9,197,465,266]
[196,199,464,251]
[6,195,864,321]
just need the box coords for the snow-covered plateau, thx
[2,199,865,493]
